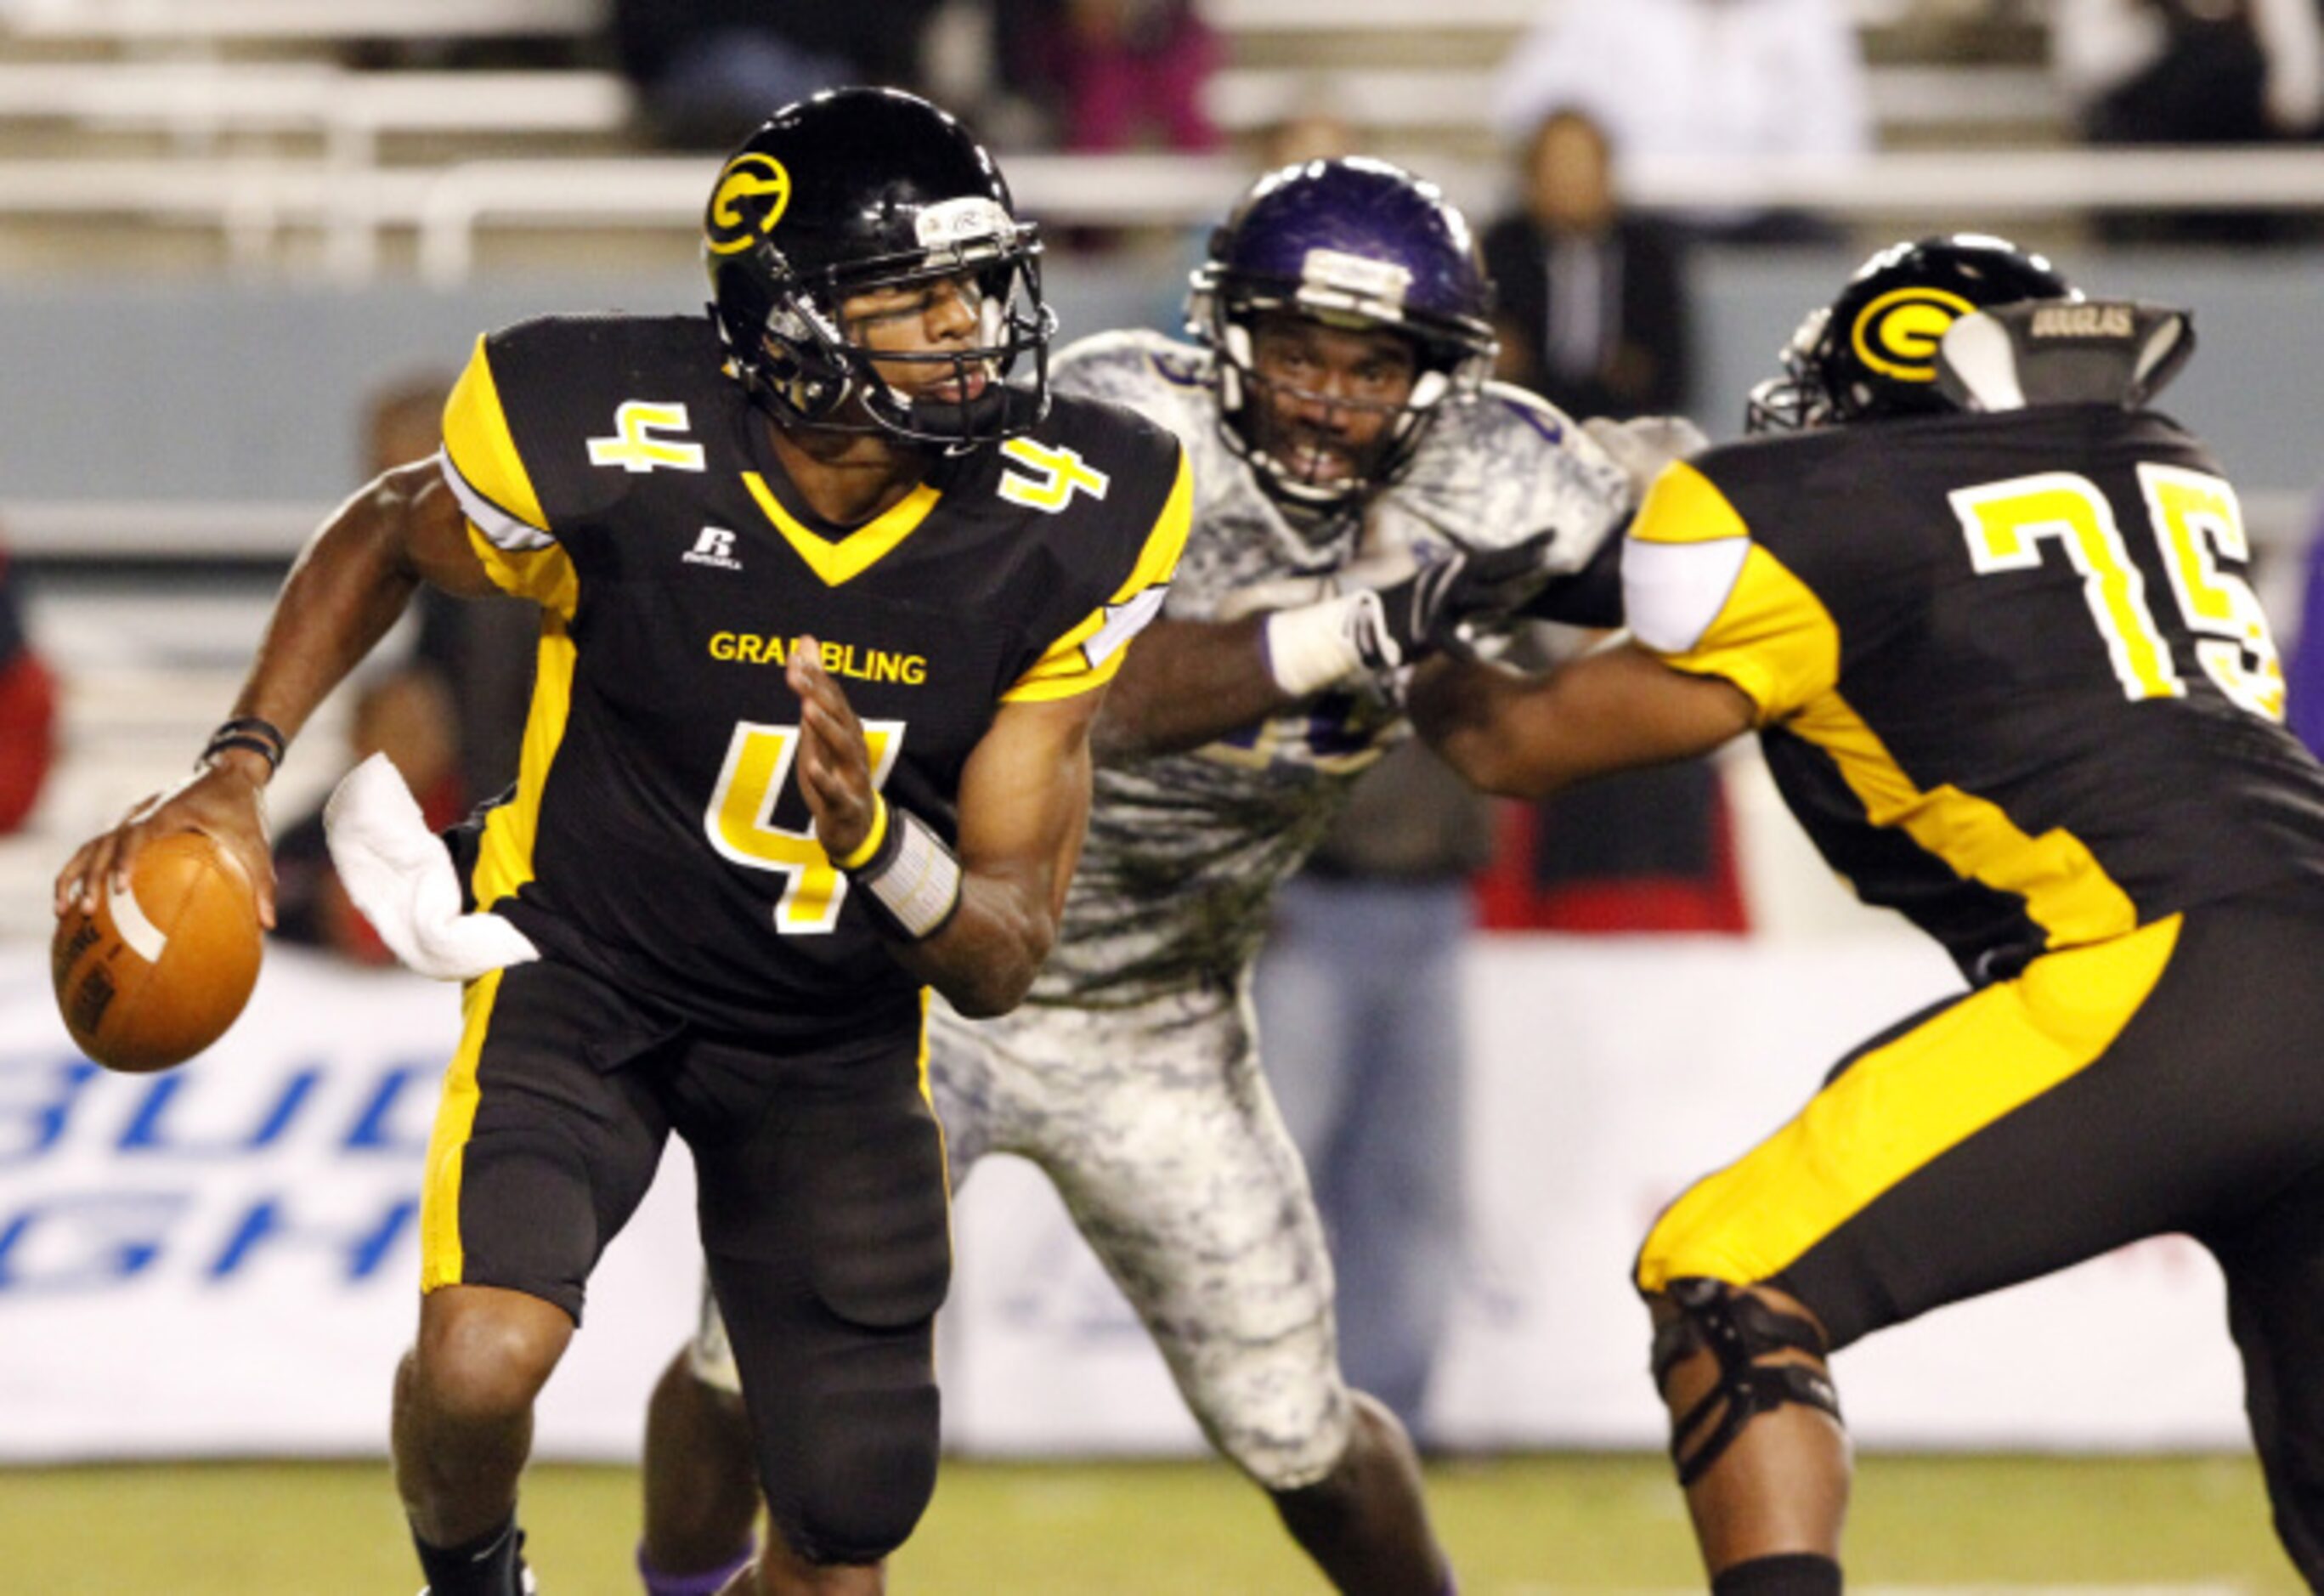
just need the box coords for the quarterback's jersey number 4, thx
[705,717,908,935]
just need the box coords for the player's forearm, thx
[885,868,1057,1018]
[227,475,431,768]
[851,693,1089,1014]
[1093,614,1298,761]
[1409,657,1567,798]
[1413,642,1756,797]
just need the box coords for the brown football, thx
[51,831,264,1072]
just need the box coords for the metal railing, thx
[0,144,2312,285]
[1,0,603,42]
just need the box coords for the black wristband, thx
[202,716,286,775]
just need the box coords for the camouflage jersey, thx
[1031,329,1635,1008]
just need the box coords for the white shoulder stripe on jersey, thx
[1624,535,1751,656]
[436,448,554,552]
[1086,583,1168,669]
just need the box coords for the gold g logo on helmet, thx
[705,154,792,256]
[1851,286,1976,383]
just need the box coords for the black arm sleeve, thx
[1521,516,1627,629]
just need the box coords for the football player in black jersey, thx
[629,156,1655,1596]
[56,88,1189,1596]
[1411,235,2324,1595]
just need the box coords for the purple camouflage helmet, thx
[1187,156,1498,507]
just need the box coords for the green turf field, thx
[0,1453,2297,1594]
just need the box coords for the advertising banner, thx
[0,938,2252,1461]
[0,951,697,1460]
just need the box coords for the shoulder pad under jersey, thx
[1051,329,1218,453]
[1375,382,1635,571]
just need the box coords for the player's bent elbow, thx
[930,920,1052,1020]
[939,979,1024,1022]
[932,954,1039,1019]
[943,937,1048,1017]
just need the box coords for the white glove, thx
[324,753,540,982]
[1583,414,1710,499]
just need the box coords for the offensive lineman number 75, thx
[1952,463,2284,722]
[702,719,907,934]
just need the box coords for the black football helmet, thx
[1187,157,1498,508]
[704,88,1055,449]
[1745,234,2077,433]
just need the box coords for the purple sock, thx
[636,1541,754,1596]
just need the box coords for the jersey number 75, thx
[1952,464,2284,722]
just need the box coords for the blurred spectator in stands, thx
[273,668,463,964]
[1482,106,1692,422]
[1256,738,1496,1444]
[365,371,534,806]
[2055,0,2323,242]
[0,536,56,835]
[1492,0,1870,242]
[1000,0,1220,151]
[612,0,942,150]
[1259,93,1361,168]
[1143,100,1360,331]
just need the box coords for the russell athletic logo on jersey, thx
[684,527,744,571]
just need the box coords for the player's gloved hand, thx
[325,753,540,981]
[1356,659,1417,716]
[1258,534,1560,698]
[1356,529,1564,666]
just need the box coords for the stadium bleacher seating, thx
[5,0,2308,280]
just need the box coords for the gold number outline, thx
[1951,472,2185,704]
[703,719,907,935]
[2137,462,2286,722]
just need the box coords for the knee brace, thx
[1649,1276,1841,1487]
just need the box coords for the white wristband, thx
[854,802,964,942]
[1261,593,1377,697]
